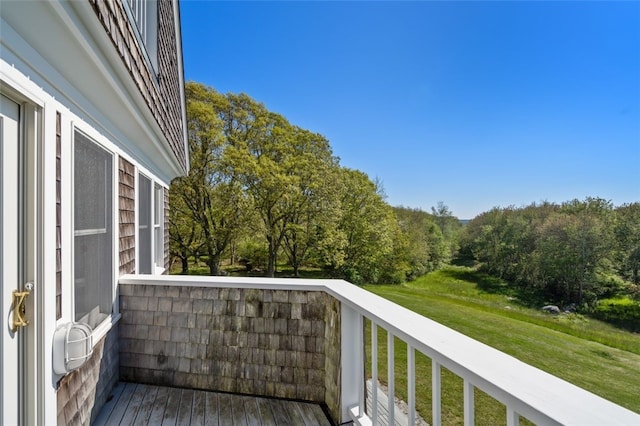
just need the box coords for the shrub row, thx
[591,298,640,332]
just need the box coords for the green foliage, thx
[237,240,268,272]
[430,201,463,260]
[170,82,251,275]
[334,169,397,284]
[592,298,640,332]
[393,206,449,279]
[459,198,638,312]
[614,203,640,285]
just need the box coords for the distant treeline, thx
[458,198,640,312]
[170,82,461,283]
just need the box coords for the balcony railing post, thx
[464,379,475,426]
[341,303,365,423]
[408,345,416,426]
[432,361,441,426]
[372,322,378,426]
[387,332,395,426]
[507,406,520,426]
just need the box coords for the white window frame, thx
[154,183,164,271]
[136,172,166,275]
[70,125,119,338]
[124,0,159,74]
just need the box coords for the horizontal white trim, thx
[90,313,121,348]
[118,274,640,426]
[74,228,107,237]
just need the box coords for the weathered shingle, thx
[88,0,187,173]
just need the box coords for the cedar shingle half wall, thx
[119,285,342,423]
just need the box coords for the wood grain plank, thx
[133,385,159,424]
[94,384,332,426]
[147,386,170,425]
[305,403,332,426]
[204,391,219,426]
[119,383,146,425]
[176,388,194,426]
[105,382,136,426]
[230,393,248,426]
[255,397,277,426]
[293,401,319,426]
[161,387,182,426]
[93,382,126,426]
[242,395,261,426]
[217,393,232,425]
[190,390,206,426]
[269,398,293,425]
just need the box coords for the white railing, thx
[119,274,640,426]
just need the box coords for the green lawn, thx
[363,267,640,425]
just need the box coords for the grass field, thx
[362,266,640,425]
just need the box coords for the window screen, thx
[74,131,113,328]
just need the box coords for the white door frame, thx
[1,84,43,426]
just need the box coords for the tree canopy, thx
[459,198,639,307]
[169,82,458,283]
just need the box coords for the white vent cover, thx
[53,322,93,375]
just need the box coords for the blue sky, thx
[180,1,640,219]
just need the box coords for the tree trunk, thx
[206,243,221,276]
[178,247,190,274]
[208,254,220,276]
[181,256,189,274]
[267,237,277,277]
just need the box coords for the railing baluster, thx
[464,379,474,426]
[358,314,365,417]
[371,322,378,425]
[387,332,395,426]
[408,345,416,426]
[507,406,520,426]
[432,361,442,426]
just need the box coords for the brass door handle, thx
[11,285,31,332]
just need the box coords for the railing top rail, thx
[119,274,640,425]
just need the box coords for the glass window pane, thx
[154,184,163,268]
[138,174,152,273]
[74,131,112,328]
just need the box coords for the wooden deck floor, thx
[93,382,333,426]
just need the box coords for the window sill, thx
[91,312,122,345]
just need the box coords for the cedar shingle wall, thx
[157,0,187,171]
[88,0,187,173]
[56,327,120,426]
[119,157,136,275]
[56,112,62,319]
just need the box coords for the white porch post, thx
[341,302,365,423]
